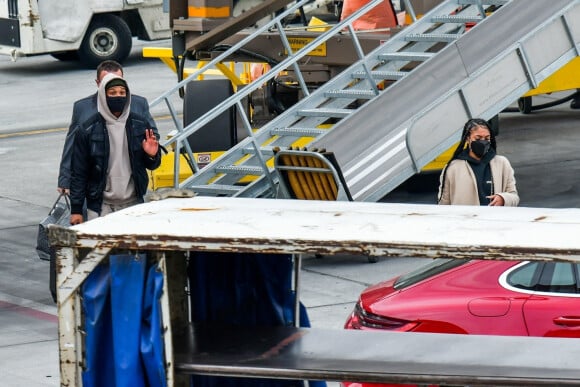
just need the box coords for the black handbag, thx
[36,193,71,261]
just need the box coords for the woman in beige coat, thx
[438,118,519,206]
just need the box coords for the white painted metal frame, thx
[59,197,580,258]
[53,197,580,386]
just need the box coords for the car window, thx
[394,258,469,290]
[507,262,580,294]
[539,262,579,293]
[507,261,542,290]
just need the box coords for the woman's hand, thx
[487,194,505,206]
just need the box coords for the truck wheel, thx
[79,14,132,68]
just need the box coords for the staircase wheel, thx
[518,96,533,114]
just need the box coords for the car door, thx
[520,262,580,337]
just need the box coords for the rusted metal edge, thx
[48,224,77,248]
[61,233,580,263]
[58,245,115,303]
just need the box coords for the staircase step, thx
[215,165,265,175]
[459,0,508,5]
[352,70,406,80]
[297,108,352,118]
[378,52,434,62]
[430,15,484,24]
[324,89,377,99]
[242,146,276,156]
[405,33,461,42]
[271,127,329,137]
[188,184,243,195]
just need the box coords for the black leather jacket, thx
[70,112,161,215]
[58,93,155,189]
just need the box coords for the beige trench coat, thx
[438,155,519,206]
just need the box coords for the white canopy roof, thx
[55,196,579,261]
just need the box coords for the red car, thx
[342,258,580,387]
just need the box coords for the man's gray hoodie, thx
[97,73,137,206]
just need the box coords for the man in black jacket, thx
[69,74,161,225]
[57,60,156,194]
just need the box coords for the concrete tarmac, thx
[1,40,580,386]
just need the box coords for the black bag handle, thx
[51,193,71,212]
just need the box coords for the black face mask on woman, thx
[106,96,127,115]
[470,139,491,158]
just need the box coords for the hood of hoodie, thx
[96,73,137,205]
[97,73,131,123]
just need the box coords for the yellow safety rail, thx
[142,47,247,88]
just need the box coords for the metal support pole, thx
[292,253,302,328]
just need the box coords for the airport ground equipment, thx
[152,0,579,201]
[51,196,580,386]
[0,0,172,66]
[0,0,330,66]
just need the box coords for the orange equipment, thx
[340,0,398,30]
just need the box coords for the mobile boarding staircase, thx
[152,0,580,201]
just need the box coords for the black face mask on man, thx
[106,96,127,115]
[470,139,491,158]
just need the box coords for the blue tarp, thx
[188,252,326,387]
[82,254,166,387]
[82,252,325,387]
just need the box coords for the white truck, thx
[0,0,171,67]
[0,0,340,67]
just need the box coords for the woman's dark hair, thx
[438,118,497,202]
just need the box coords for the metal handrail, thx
[158,0,383,149]
[150,0,383,191]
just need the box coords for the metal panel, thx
[176,0,294,50]
[523,16,574,76]
[348,149,412,201]
[0,17,19,47]
[50,197,580,260]
[174,323,580,385]
[407,91,469,165]
[456,0,572,75]
[461,50,528,116]
[216,31,393,67]
[567,5,580,47]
